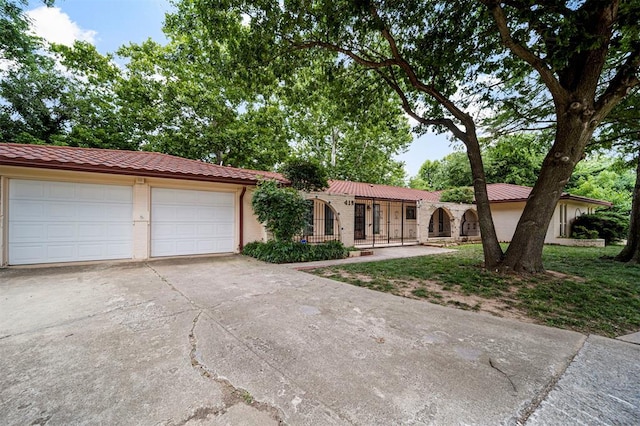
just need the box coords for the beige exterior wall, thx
[489,202,524,242]
[491,199,605,244]
[419,202,479,242]
[304,192,355,247]
[0,165,263,266]
[243,187,267,245]
[0,176,7,266]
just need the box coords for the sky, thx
[25,0,454,177]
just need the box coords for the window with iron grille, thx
[305,200,314,236]
[373,204,381,234]
[324,203,334,235]
[406,205,416,220]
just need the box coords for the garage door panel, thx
[9,180,133,265]
[215,224,234,237]
[48,202,79,219]
[47,224,76,239]
[10,180,45,198]
[151,188,235,257]
[10,223,46,241]
[10,200,45,220]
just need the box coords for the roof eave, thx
[0,158,263,186]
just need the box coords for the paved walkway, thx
[1,256,638,425]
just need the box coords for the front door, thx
[354,203,366,240]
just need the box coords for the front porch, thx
[352,198,418,248]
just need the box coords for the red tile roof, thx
[484,183,534,202]
[0,144,612,207]
[326,180,440,202]
[0,143,286,185]
[327,180,610,207]
[483,183,611,207]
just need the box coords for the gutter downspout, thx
[239,186,247,252]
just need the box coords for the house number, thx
[344,200,354,205]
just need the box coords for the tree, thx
[279,158,329,192]
[483,134,548,187]
[115,39,291,169]
[281,60,411,185]
[179,0,639,273]
[0,0,53,64]
[595,90,640,263]
[440,187,475,204]
[0,54,75,144]
[566,156,634,213]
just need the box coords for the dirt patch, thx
[316,270,534,324]
[546,270,587,282]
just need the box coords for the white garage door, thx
[9,180,133,265]
[151,188,235,257]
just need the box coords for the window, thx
[305,200,314,236]
[324,204,334,236]
[406,205,416,220]
[559,204,567,237]
[373,204,381,234]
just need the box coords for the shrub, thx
[571,225,599,240]
[243,240,348,263]
[251,180,308,241]
[571,211,629,244]
[440,187,474,203]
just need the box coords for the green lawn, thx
[308,244,640,337]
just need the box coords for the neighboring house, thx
[0,143,280,266]
[0,143,612,266]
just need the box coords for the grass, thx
[308,244,640,337]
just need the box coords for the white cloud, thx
[26,6,97,46]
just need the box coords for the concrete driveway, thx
[1,256,638,425]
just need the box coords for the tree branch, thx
[594,43,640,120]
[375,68,467,142]
[480,0,566,98]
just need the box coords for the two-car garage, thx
[1,143,272,267]
[6,180,237,265]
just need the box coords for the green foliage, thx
[243,240,348,263]
[251,180,309,242]
[483,134,547,187]
[0,0,53,63]
[571,226,599,240]
[566,157,634,214]
[279,158,329,192]
[415,152,471,190]
[571,212,629,245]
[440,187,474,204]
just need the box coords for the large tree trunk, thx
[501,106,593,273]
[464,131,503,269]
[615,153,640,263]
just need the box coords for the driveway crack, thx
[145,263,197,307]
[489,358,517,392]
[188,311,285,425]
[516,334,589,425]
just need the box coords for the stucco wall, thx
[0,165,262,265]
[491,200,604,244]
[304,192,355,247]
